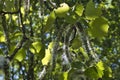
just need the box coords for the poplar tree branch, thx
[8,0,28,61]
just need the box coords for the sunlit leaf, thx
[96,67,104,78]
[80,47,89,60]
[63,71,68,80]
[96,61,104,70]
[10,32,22,42]
[12,15,18,21]
[45,11,56,32]
[85,0,102,20]
[75,4,84,16]
[21,7,25,16]
[5,14,9,20]
[14,48,26,62]
[88,17,109,38]
[104,0,114,9]
[42,49,51,65]
[95,61,104,78]
[104,65,112,78]
[48,41,55,50]
[0,31,5,42]
[106,67,112,77]
[54,3,70,18]
[30,41,42,54]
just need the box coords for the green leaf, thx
[30,41,42,54]
[75,4,84,16]
[80,47,89,60]
[4,0,15,12]
[38,44,45,60]
[103,65,112,78]
[14,48,26,62]
[42,49,51,65]
[96,61,104,71]
[48,41,55,49]
[63,71,68,80]
[88,17,109,38]
[41,41,55,65]
[54,3,70,18]
[71,36,82,49]
[85,66,99,79]
[71,61,84,68]
[45,11,56,32]
[0,1,3,11]
[95,61,104,78]
[96,67,104,78]
[0,49,3,55]
[68,69,75,80]
[106,67,112,77]
[85,0,102,20]
[0,31,5,42]
[65,13,78,24]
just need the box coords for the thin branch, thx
[61,25,73,71]
[38,66,47,80]
[27,52,34,80]
[7,0,28,61]
[1,14,10,52]
[51,41,59,71]
[8,37,27,61]
[0,10,19,15]
[0,0,20,15]
[75,22,99,62]
[19,0,26,37]
[48,0,57,8]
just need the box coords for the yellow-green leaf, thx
[107,67,112,77]
[63,71,68,80]
[96,67,104,78]
[85,66,99,79]
[75,4,84,16]
[88,17,109,38]
[42,49,51,65]
[30,41,42,54]
[95,61,104,77]
[104,65,112,78]
[54,3,70,18]
[0,31,5,42]
[85,0,102,20]
[14,48,26,62]
[80,47,89,60]
[45,11,56,32]
[65,13,78,24]
[48,41,55,50]
[71,36,82,49]
[96,61,104,71]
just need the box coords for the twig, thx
[8,0,28,61]
[19,0,26,37]
[1,14,10,52]
[75,22,99,62]
[38,66,47,80]
[0,10,19,15]
[8,36,27,61]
